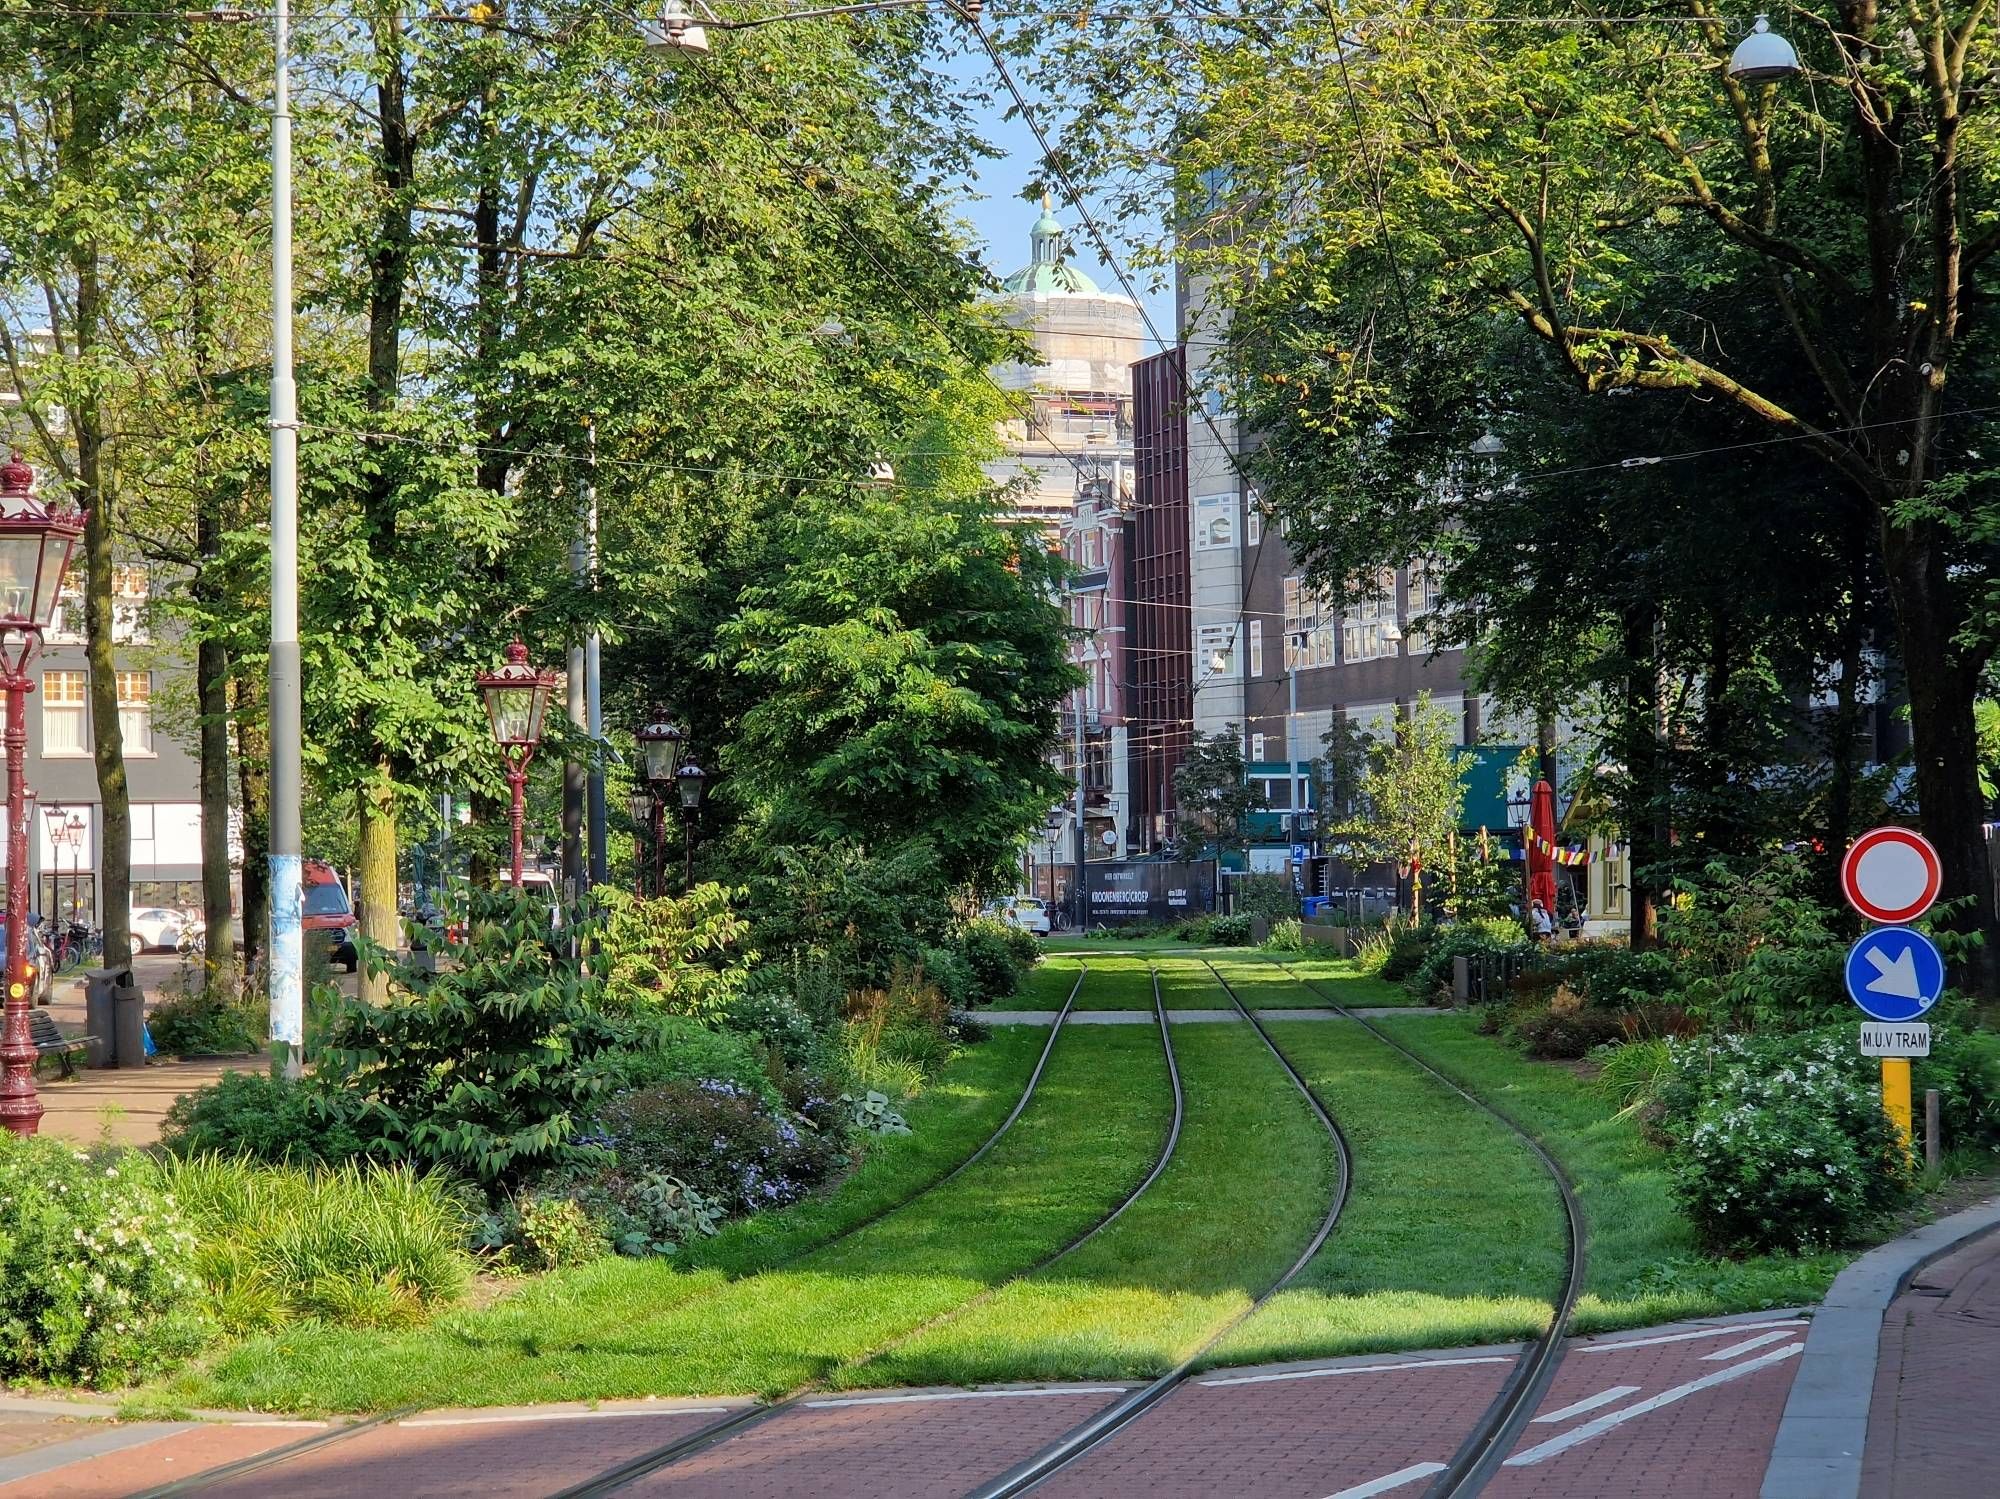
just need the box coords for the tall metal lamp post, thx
[476,640,557,887]
[675,760,707,891]
[0,452,84,1136]
[636,713,684,896]
[626,789,655,896]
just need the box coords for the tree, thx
[1170,726,1265,859]
[1017,6,2000,972]
[1336,694,1465,919]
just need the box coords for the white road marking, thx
[1503,1345,1803,1467]
[1530,1386,1639,1423]
[1574,1318,1806,1353]
[802,1387,1126,1408]
[1318,1461,1448,1498]
[1701,1329,1799,1361]
[1200,1356,1511,1388]
[399,1407,732,1428]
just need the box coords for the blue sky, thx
[943,46,1177,346]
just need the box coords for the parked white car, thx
[983,895,1051,937]
[130,907,200,956]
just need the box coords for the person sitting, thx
[1531,900,1554,940]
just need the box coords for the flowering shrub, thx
[595,1079,846,1214]
[0,1137,210,1385]
[1664,1030,1915,1253]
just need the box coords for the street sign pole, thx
[1841,827,1945,1156]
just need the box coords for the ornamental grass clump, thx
[157,1155,473,1331]
[0,1136,210,1385]
[1663,1030,1915,1254]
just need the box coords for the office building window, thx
[1251,732,1266,763]
[1197,623,1236,679]
[1283,577,1335,669]
[1407,562,1443,653]
[1248,619,1264,678]
[1246,504,1262,548]
[1341,568,1400,663]
[118,670,153,754]
[43,670,87,755]
[112,564,150,644]
[1195,493,1236,550]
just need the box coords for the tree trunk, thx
[1881,516,1997,989]
[233,679,269,971]
[197,634,234,973]
[356,770,398,1002]
[1621,603,1661,949]
[72,255,132,968]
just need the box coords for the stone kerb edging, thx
[1759,1193,2000,1499]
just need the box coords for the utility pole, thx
[267,0,304,1079]
[562,463,587,897]
[1073,688,1087,931]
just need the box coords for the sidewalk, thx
[1859,1220,2000,1498]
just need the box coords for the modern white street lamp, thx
[1727,15,1801,83]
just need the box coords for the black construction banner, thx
[1083,860,1218,924]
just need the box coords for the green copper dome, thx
[998,198,1105,296]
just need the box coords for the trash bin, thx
[114,978,147,1070]
[83,965,128,1068]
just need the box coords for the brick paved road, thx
[5,1316,1816,1498]
[1861,1227,2000,1499]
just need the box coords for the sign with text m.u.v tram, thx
[1084,860,1218,925]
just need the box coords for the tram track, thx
[1247,955,1588,1498]
[542,961,1184,1499]
[142,966,1101,1498]
[956,958,1354,1499]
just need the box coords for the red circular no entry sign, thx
[1841,826,1943,925]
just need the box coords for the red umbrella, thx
[1528,778,1559,923]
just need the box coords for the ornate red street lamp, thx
[476,640,557,887]
[0,452,84,1137]
[625,788,655,897]
[675,759,707,891]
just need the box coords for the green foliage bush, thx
[312,889,628,1186]
[596,883,757,1020]
[749,841,956,992]
[0,1137,210,1385]
[1561,944,1684,1010]
[604,1012,771,1096]
[1512,1003,1627,1059]
[1593,1037,1674,1120]
[1264,917,1307,952]
[720,988,828,1073]
[1660,858,1848,1031]
[147,986,262,1057]
[1407,922,1534,999]
[1234,872,1301,923]
[959,917,1029,1003]
[919,944,975,1007]
[158,1155,473,1330]
[1174,913,1253,946]
[1914,1011,2000,1148]
[997,921,1043,973]
[1663,1029,1915,1253]
[160,1072,367,1166]
[595,1079,847,1215]
[1377,920,1437,981]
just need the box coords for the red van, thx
[303,860,359,972]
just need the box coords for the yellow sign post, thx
[1881,1058,1913,1149]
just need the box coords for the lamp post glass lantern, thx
[0,452,84,1137]
[476,640,558,887]
[675,761,706,890]
[637,713,684,785]
[626,789,654,896]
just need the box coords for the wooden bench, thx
[29,1009,89,1079]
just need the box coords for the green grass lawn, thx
[833,1021,1335,1389]
[139,1025,1175,1414]
[1269,954,1423,1006]
[1067,955,1158,1011]
[1208,1018,1563,1366]
[1016,957,1086,1008]
[1372,1016,1848,1332]
[1154,958,1232,1009]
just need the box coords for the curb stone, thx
[1759,1193,2000,1499]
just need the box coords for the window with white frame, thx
[1197,623,1236,679]
[1248,618,1264,678]
[117,670,152,754]
[111,564,149,645]
[1406,561,1443,653]
[1251,732,1266,762]
[1194,494,1236,551]
[1341,568,1400,663]
[1246,504,1262,548]
[43,670,87,755]
[1283,577,1335,669]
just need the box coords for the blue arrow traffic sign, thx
[1844,927,1946,1023]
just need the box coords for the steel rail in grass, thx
[957,959,1353,1499]
[548,959,1164,1498]
[1259,956,1587,1498]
